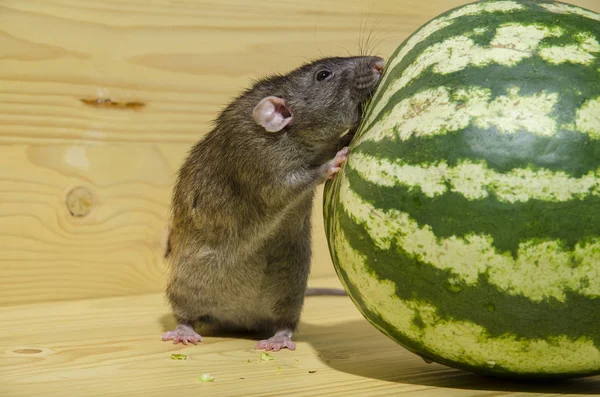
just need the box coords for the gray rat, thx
[162,55,384,351]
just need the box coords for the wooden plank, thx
[3,0,595,144]
[0,141,336,305]
[2,0,599,306]
[1,279,599,397]
[0,0,443,144]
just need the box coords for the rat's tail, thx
[305,287,347,296]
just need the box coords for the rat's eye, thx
[316,70,332,81]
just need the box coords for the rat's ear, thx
[252,96,293,132]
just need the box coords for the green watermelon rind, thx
[324,0,600,379]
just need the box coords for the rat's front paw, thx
[322,147,349,180]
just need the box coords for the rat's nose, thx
[355,56,385,92]
[372,58,385,75]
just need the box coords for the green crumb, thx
[246,359,252,363]
[308,370,317,374]
[277,366,281,372]
[198,373,215,383]
[170,353,187,360]
[260,352,274,361]
[295,359,299,364]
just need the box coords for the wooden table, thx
[1,278,599,397]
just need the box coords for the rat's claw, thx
[322,146,350,181]
[255,335,296,351]
[338,146,350,157]
[332,147,349,167]
[162,324,203,345]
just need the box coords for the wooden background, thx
[1,0,599,306]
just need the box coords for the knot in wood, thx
[66,186,94,217]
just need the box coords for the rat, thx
[161,55,384,351]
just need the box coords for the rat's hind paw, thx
[161,324,203,345]
[255,334,296,352]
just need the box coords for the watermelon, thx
[323,0,600,378]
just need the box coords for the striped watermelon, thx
[323,0,600,378]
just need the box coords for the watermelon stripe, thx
[349,152,600,203]
[353,58,600,146]
[344,163,600,258]
[367,23,564,125]
[338,173,600,302]
[357,58,600,146]
[578,97,600,137]
[330,205,600,375]
[540,2,600,21]
[354,128,600,179]
[540,32,600,65]
[366,0,526,110]
[358,86,565,146]
[381,3,599,95]
[359,1,528,134]
[362,5,600,134]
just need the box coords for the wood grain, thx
[1,278,599,397]
[1,0,599,305]
[0,143,183,305]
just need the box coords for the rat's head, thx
[250,56,384,144]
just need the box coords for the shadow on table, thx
[298,320,600,395]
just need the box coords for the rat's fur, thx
[164,56,383,348]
